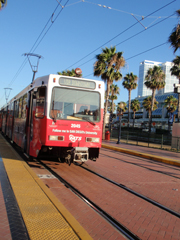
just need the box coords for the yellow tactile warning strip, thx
[0,135,92,240]
[102,143,180,167]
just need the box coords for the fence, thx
[110,128,180,152]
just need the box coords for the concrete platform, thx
[0,134,92,240]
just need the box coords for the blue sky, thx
[0,0,179,108]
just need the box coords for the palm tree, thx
[122,72,138,128]
[144,66,165,132]
[164,95,178,113]
[117,101,128,113]
[170,56,180,122]
[108,85,119,131]
[142,96,158,121]
[0,0,7,10]
[94,46,125,139]
[117,101,127,127]
[109,84,119,113]
[131,99,140,127]
[168,9,180,54]
[107,101,113,114]
[57,69,82,78]
[164,95,178,130]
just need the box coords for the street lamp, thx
[116,102,125,144]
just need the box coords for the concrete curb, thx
[102,143,180,167]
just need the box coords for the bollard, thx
[105,131,110,141]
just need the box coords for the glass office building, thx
[120,60,179,125]
[137,60,178,97]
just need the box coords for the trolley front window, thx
[50,88,100,122]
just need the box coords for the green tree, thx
[117,101,127,127]
[117,101,128,113]
[109,84,119,113]
[131,99,140,128]
[164,95,178,113]
[168,9,180,54]
[122,72,138,128]
[164,95,178,130]
[170,56,180,122]
[57,69,82,78]
[0,0,7,10]
[94,46,125,139]
[143,96,158,121]
[144,66,165,132]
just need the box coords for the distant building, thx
[120,60,179,126]
[122,92,178,126]
[137,60,178,98]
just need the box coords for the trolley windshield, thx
[50,87,100,122]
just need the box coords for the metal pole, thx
[116,109,122,144]
[32,71,36,83]
[136,132,139,145]
[177,137,179,152]
[161,134,163,149]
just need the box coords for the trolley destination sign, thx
[59,77,96,89]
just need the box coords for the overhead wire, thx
[6,0,176,86]
[1,0,70,108]
[1,0,177,106]
[65,0,177,70]
[66,0,177,19]
[69,11,176,78]
[82,13,175,77]
[32,0,70,53]
[7,0,68,87]
[83,42,168,78]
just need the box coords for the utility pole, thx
[24,53,43,83]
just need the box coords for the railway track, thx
[34,158,180,240]
[80,165,180,219]
[101,149,180,180]
[37,159,140,240]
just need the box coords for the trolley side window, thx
[14,100,19,118]
[35,87,46,118]
[10,102,14,116]
[22,94,27,119]
[19,97,23,118]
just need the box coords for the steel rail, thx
[81,165,180,219]
[38,160,140,240]
[100,151,180,180]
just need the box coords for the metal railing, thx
[110,128,180,152]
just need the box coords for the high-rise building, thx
[137,60,178,97]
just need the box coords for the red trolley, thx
[0,74,104,165]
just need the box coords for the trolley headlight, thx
[86,137,99,143]
[49,135,64,141]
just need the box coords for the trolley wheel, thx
[29,156,34,161]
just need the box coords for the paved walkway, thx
[102,139,180,167]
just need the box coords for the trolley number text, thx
[71,124,81,128]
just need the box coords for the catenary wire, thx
[74,12,175,78]
[5,0,177,85]
[6,1,66,88]
[83,42,168,78]
[0,0,177,107]
[65,0,177,70]
[76,0,177,19]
